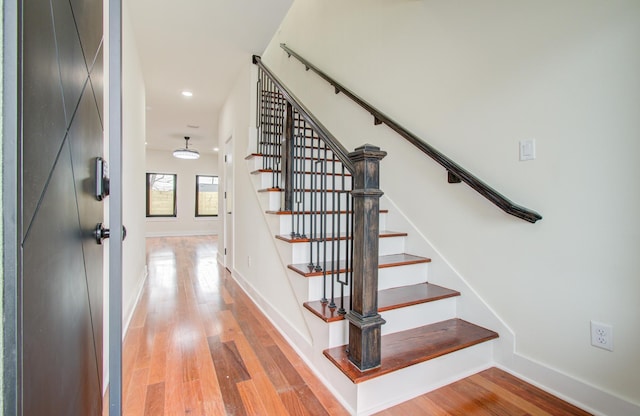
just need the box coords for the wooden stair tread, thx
[265,209,389,215]
[276,230,406,243]
[246,153,342,163]
[258,188,349,193]
[323,319,499,384]
[303,283,460,322]
[288,253,431,277]
[251,169,351,177]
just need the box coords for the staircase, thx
[247,58,500,415]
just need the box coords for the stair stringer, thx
[230,159,316,357]
[381,194,516,364]
[245,156,358,372]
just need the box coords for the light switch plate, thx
[520,139,536,161]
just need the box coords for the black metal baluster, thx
[290,132,298,236]
[308,128,317,269]
[274,92,281,189]
[349,186,354,313]
[300,133,308,239]
[262,78,270,170]
[290,110,298,236]
[320,149,328,304]
[295,134,302,237]
[337,164,346,315]
[256,75,261,154]
[329,154,337,309]
[315,152,323,275]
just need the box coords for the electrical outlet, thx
[591,321,613,351]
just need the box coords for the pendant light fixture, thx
[173,136,200,160]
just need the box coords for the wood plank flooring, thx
[122,236,348,416]
[375,367,592,416]
[117,235,591,415]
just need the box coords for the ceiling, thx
[126,0,293,155]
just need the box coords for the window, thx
[146,173,177,217]
[196,175,219,217]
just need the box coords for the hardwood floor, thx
[122,235,347,416]
[118,235,590,415]
[375,367,591,415]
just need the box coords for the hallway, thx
[121,236,591,415]
[122,236,348,415]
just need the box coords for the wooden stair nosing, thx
[323,318,499,384]
[303,282,461,323]
[288,253,431,278]
[246,153,343,163]
[258,188,351,194]
[265,209,389,215]
[251,168,351,177]
[276,230,407,244]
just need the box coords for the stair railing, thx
[280,44,542,224]
[254,55,386,371]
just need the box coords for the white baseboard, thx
[229,266,312,349]
[227,265,356,414]
[102,265,148,396]
[499,353,640,416]
[122,266,148,340]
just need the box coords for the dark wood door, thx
[20,0,104,414]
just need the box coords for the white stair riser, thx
[317,297,457,348]
[356,342,495,415]
[288,235,405,264]
[303,262,429,302]
[380,297,457,336]
[307,275,351,304]
[302,309,349,351]
[251,155,348,175]
[258,191,283,211]
[259,189,352,212]
[275,212,387,236]
[257,171,351,191]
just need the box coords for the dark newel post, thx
[346,144,387,371]
[283,102,294,211]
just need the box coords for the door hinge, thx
[224,155,227,163]
[224,248,227,255]
[224,192,227,199]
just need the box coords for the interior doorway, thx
[223,135,234,270]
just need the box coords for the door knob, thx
[94,223,127,245]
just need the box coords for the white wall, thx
[122,4,148,332]
[261,0,640,410]
[145,149,220,236]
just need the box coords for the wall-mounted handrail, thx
[280,44,542,223]
[253,55,355,174]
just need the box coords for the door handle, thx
[94,223,127,245]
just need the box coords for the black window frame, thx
[146,172,177,217]
[195,175,219,217]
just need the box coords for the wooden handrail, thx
[280,44,542,223]
[252,55,355,174]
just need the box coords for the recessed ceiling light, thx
[187,124,200,129]
[181,90,193,97]
[213,147,219,152]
